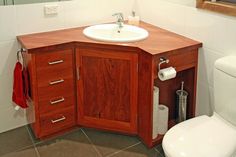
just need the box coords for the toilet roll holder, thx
[158,57,169,71]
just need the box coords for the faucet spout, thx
[112,13,124,29]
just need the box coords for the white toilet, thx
[163,56,236,157]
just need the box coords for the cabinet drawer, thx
[158,51,198,71]
[37,68,73,88]
[40,107,76,137]
[37,77,74,101]
[39,95,75,114]
[36,49,73,72]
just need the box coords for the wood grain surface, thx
[76,46,138,133]
[17,21,202,55]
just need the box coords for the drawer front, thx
[37,76,74,101]
[40,107,76,137]
[39,95,75,114]
[167,51,197,69]
[36,49,73,72]
[37,68,73,88]
[158,51,198,71]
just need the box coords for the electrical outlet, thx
[44,4,59,15]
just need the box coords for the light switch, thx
[44,4,59,15]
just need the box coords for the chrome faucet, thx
[112,13,124,29]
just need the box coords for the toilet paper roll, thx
[157,105,169,135]
[152,86,159,139]
[153,86,159,106]
[158,67,176,81]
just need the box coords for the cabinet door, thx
[76,47,138,134]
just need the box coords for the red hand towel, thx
[12,62,28,109]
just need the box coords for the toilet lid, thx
[162,115,236,157]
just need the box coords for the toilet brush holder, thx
[176,82,188,123]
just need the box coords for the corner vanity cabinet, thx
[18,22,202,147]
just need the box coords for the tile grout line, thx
[26,126,80,146]
[33,145,41,157]
[25,125,36,146]
[154,147,165,157]
[81,128,103,157]
[25,126,41,157]
[105,142,141,157]
[4,144,35,156]
[2,126,39,156]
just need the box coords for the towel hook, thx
[17,48,26,62]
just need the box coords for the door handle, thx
[50,97,65,105]
[51,116,66,124]
[77,67,80,80]
[49,79,64,85]
[48,60,64,65]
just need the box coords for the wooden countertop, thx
[17,21,202,55]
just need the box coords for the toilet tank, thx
[214,56,236,126]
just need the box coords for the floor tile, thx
[0,126,33,156]
[26,125,41,144]
[26,125,79,145]
[36,129,100,157]
[155,144,165,157]
[110,143,163,157]
[83,128,140,157]
[0,146,38,157]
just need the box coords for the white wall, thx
[0,0,134,133]
[164,0,196,7]
[134,0,236,116]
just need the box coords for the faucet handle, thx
[112,12,124,21]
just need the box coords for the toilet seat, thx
[162,113,236,157]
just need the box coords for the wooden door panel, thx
[82,56,131,122]
[76,47,138,133]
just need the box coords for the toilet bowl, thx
[163,113,236,157]
[162,56,236,157]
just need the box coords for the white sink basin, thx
[83,24,149,43]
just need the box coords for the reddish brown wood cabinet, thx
[138,49,199,147]
[25,48,77,138]
[18,21,202,147]
[76,47,138,134]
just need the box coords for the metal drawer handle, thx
[48,60,64,65]
[51,116,66,124]
[49,79,64,85]
[50,97,65,105]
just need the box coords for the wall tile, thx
[185,7,236,55]
[165,0,195,7]
[0,71,28,133]
[64,0,134,28]
[217,16,236,55]
[0,72,14,110]
[136,0,187,35]
[185,8,224,49]
[0,6,17,42]
[0,40,19,76]
[196,81,212,116]
[197,48,221,114]
[208,85,214,112]
[15,2,66,35]
[198,47,223,86]
[197,48,208,84]
[0,106,27,133]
